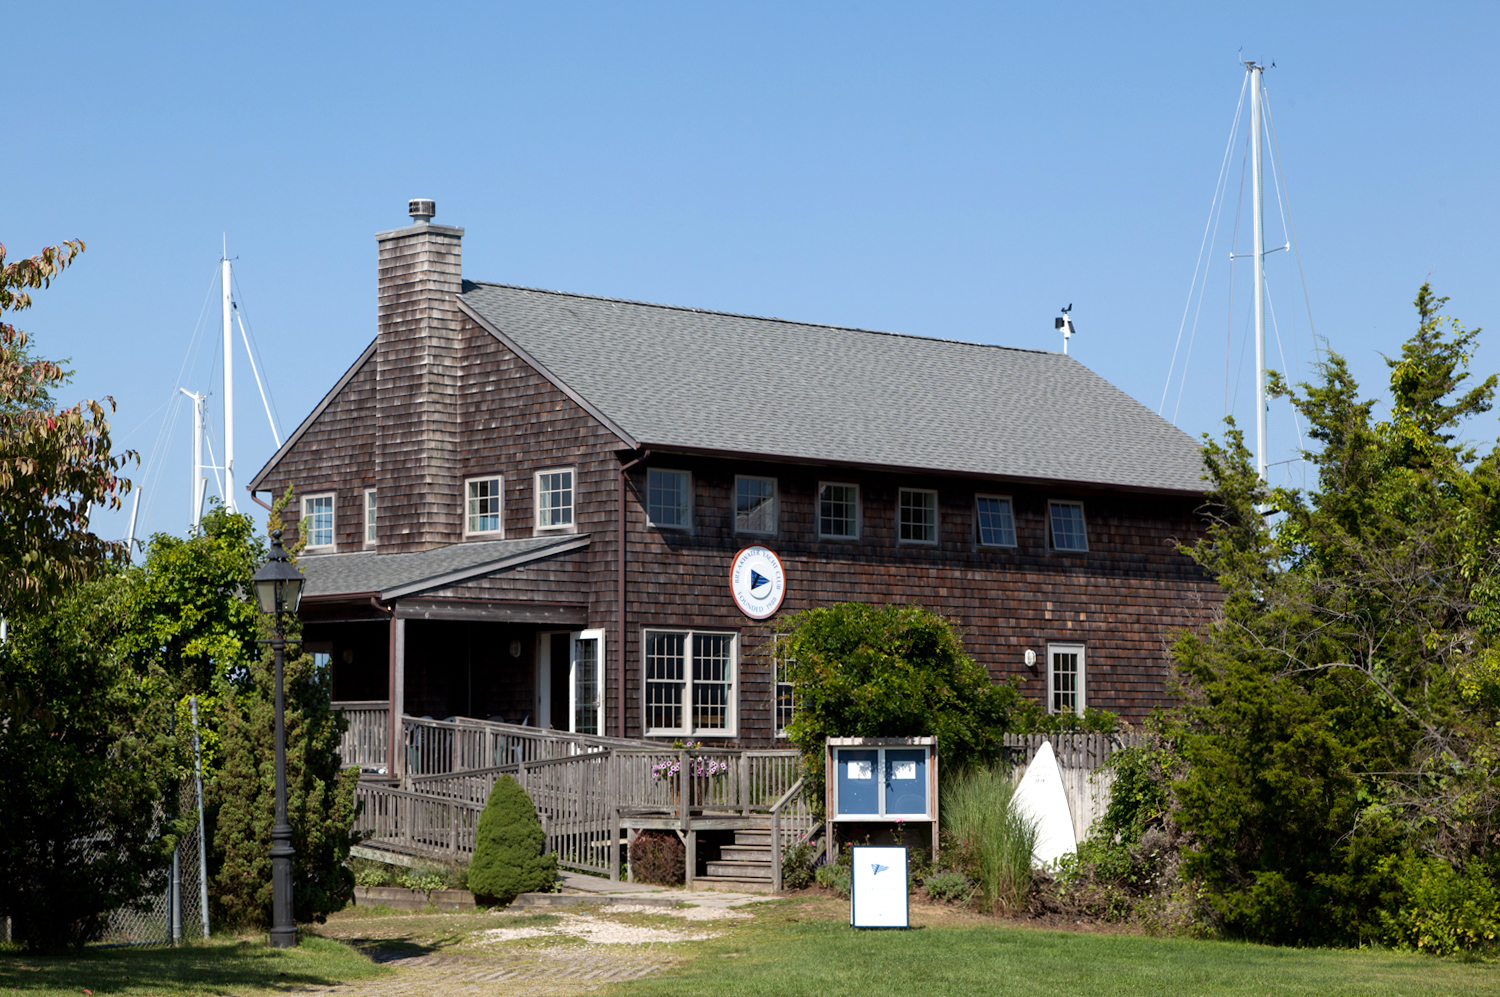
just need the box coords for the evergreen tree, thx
[206,625,358,927]
[467,776,556,905]
[1169,285,1500,945]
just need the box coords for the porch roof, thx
[297,534,591,601]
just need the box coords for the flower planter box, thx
[354,886,475,911]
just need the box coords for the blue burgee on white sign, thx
[750,570,769,590]
[851,846,908,928]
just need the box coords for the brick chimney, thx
[374,200,464,551]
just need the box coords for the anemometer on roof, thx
[1055,304,1076,354]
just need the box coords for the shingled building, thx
[248,201,1214,766]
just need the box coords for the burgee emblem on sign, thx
[729,546,786,620]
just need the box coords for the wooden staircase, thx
[697,819,777,892]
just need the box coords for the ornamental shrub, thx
[1380,856,1500,956]
[630,830,685,886]
[467,776,556,904]
[778,603,1029,815]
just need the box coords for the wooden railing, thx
[354,782,483,858]
[333,701,389,772]
[359,745,804,877]
[770,777,817,892]
[403,715,645,777]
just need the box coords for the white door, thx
[537,629,605,735]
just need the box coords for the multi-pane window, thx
[818,483,859,539]
[573,636,599,736]
[644,630,735,735]
[975,495,1017,547]
[466,476,503,535]
[303,493,334,549]
[647,469,691,529]
[775,643,795,737]
[535,469,574,529]
[1048,500,1088,552]
[364,488,377,546]
[1049,644,1085,716]
[735,476,777,534]
[898,488,938,543]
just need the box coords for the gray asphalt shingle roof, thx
[460,282,1205,494]
[298,534,589,600]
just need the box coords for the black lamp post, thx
[250,529,305,949]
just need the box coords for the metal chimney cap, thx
[408,199,436,223]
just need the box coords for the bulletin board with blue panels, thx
[824,736,939,857]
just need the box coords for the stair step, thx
[705,860,773,880]
[720,845,772,861]
[689,876,777,894]
[733,831,773,846]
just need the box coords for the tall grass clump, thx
[943,765,1039,914]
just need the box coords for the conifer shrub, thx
[466,777,556,905]
[630,830,685,886]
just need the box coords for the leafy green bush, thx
[779,603,1028,813]
[0,577,178,951]
[467,776,556,905]
[780,836,820,890]
[924,870,974,904]
[943,765,1038,914]
[1380,857,1500,956]
[815,862,851,897]
[630,830,685,887]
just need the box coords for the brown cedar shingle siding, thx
[375,224,466,552]
[616,458,1211,741]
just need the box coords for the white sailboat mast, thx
[179,388,205,529]
[1249,61,1268,482]
[221,249,237,511]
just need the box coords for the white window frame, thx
[733,475,778,536]
[1048,500,1089,552]
[646,468,693,531]
[464,474,505,538]
[817,481,861,541]
[774,639,795,739]
[363,488,377,547]
[302,492,336,552]
[642,628,738,738]
[534,467,576,533]
[897,487,939,545]
[535,629,606,736]
[975,493,1017,548]
[1047,642,1086,717]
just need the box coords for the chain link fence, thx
[92,777,210,946]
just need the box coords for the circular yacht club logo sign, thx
[730,546,786,619]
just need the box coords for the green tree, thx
[0,239,134,617]
[778,602,1029,812]
[1168,284,1500,945]
[0,577,177,951]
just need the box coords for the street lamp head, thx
[252,529,306,615]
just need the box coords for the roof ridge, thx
[462,280,1061,357]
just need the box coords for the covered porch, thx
[295,534,600,778]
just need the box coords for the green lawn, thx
[605,902,1500,997]
[0,934,385,996]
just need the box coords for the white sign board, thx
[729,545,786,619]
[850,846,908,928]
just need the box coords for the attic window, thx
[975,495,1016,547]
[648,469,692,530]
[1048,501,1088,552]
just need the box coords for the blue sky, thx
[7,2,1498,549]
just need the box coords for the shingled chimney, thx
[374,200,464,551]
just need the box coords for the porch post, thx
[389,614,406,781]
